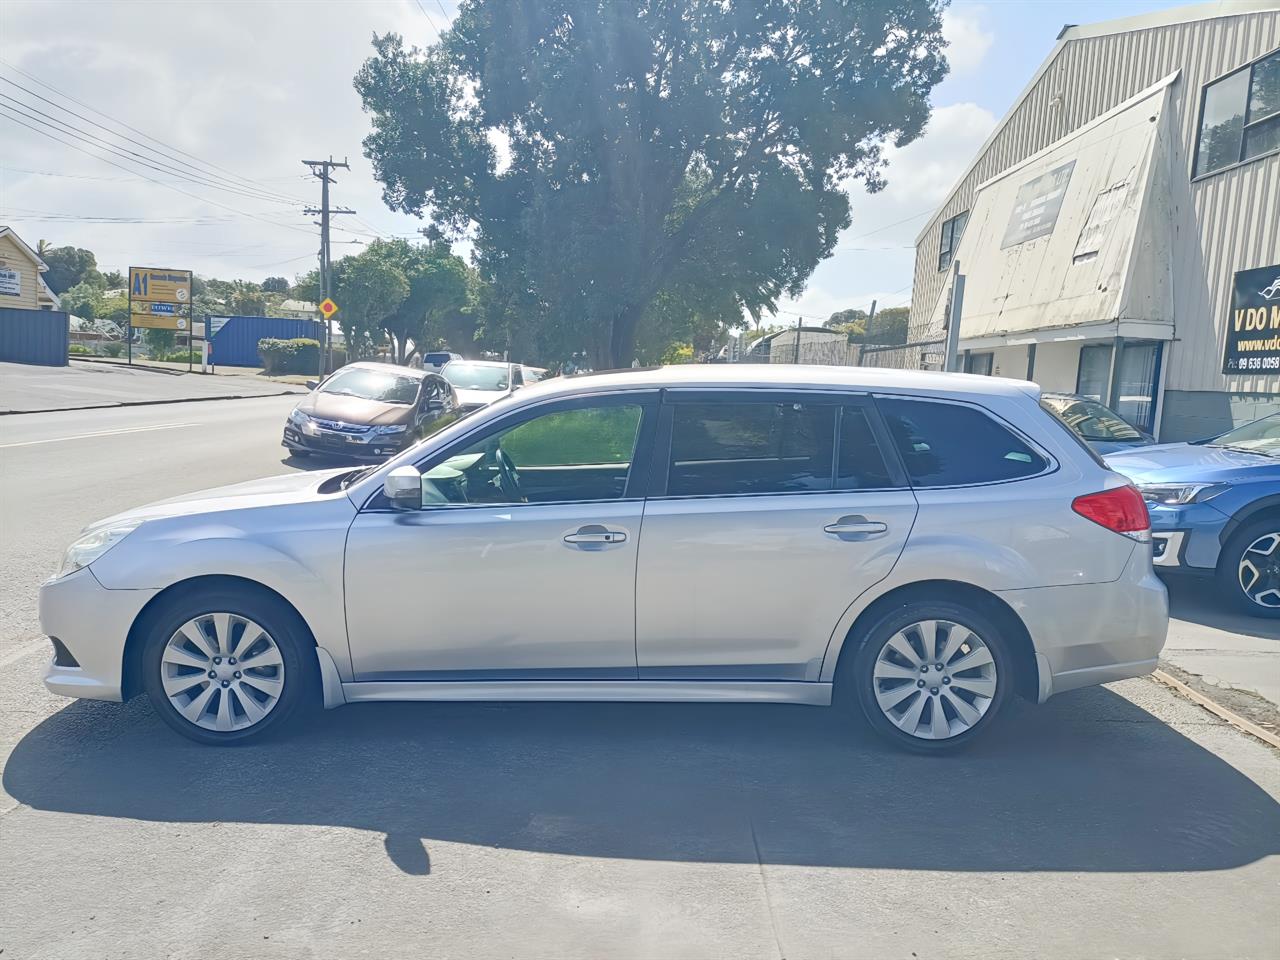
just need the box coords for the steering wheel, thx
[495,448,525,502]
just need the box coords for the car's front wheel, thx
[844,601,1012,753]
[141,586,315,744]
[1219,517,1280,618]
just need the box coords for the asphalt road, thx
[1,397,1278,960]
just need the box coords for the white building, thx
[903,2,1279,440]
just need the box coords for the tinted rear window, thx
[877,398,1047,486]
[836,406,893,489]
[668,401,835,496]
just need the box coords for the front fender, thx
[90,499,356,679]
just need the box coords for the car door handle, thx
[564,528,628,545]
[824,516,888,539]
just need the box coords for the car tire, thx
[1218,517,1280,619]
[841,600,1013,754]
[141,586,317,745]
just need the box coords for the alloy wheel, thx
[1238,532,1280,610]
[160,612,286,732]
[871,619,998,740]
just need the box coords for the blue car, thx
[1105,414,1280,618]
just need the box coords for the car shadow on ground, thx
[6,686,1279,876]
[1164,575,1280,641]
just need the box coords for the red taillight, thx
[1072,485,1150,539]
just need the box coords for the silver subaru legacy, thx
[39,365,1168,752]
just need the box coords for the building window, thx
[938,211,969,272]
[1194,49,1280,178]
[964,352,994,376]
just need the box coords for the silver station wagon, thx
[40,365,1168,752]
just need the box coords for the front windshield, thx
[443,363,509,392]
[321,368,421,405]
[1040,396,1144,442]
[1208,413,1280,457]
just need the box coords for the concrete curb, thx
[1152,669,1280,749]
[0,391,304,416]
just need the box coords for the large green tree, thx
[41,246,103,295]
[355,0,947,367]
[364,239,472,362]
[330,255,409,359]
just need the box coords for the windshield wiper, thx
[1210,443,1277,457]
[340,467,373,490]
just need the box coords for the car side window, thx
[667,401,836,496]
[876,397,1047,487]
[424,403,645,506]
[836,406,894,489]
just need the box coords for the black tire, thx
[1218,517,1280,619]
[839,600,1014,754]
[141,586,317,745]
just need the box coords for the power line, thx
[413,0,444,35]
[0,58,308,205]
[0,106,318,237]
[0,94,302,207]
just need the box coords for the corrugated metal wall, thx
[907,9,1280,395]
[209,315,325,368]
[0,308,69,366]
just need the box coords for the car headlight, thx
[1137,482,1230,505]
[56,520,144,578]
[372,424,408,435]
[288,408,310,427]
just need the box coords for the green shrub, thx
[68,343,93,355]
[155,348,201,363]
[258,337,321,375]
[102,341,124,357]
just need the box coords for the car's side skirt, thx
[338,679,833,706]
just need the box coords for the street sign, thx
[128,265,193,331]
[318,297,339,320]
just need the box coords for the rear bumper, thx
[997,545,1169,702]
[38,567,158,702]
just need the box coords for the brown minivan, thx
[282,361,460,460]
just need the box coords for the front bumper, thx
[997,544,1169,702]
[39,567,158,702]
[1146,500,1231,573]
[282,425,410,461]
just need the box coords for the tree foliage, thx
[355,0,947,366]
[42,246,103,295]
[261,276,291,294]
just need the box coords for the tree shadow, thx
[1164,574,1280,642]
[6,687,1278,876]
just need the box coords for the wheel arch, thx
[121,575,318,701]
[1218,497,1280,556]
[824,579,1040,703]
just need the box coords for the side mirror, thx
[305,379,320,391]
[383,465,422,510]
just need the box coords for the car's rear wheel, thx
[141,587,315,744]
[844,601,1012,754]
[1219,518,1280,619]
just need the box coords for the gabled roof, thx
[0,225,50,272]
[915,0,1280,244]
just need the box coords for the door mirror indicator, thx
[383,465,422,510]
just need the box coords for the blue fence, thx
[209,315,325,368]
[0,308,69,366]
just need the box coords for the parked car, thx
[41,366,1167,751]
[1106,413,1280,618]
[282,361,460,460]
[520,364,549,384]
[441,359,525,411]
[422,351,462,373]
[1039,392,1155,454]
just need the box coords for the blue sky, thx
[0,0,1189,324]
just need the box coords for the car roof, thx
[515,364,1039,401]
[341,361,428,379]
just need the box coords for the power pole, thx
[303,156,354,373]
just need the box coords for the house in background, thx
[0,225,56,311]
[275,298,319,320]
[901,2,1279,440]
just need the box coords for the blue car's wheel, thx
[1220,517,1280,619]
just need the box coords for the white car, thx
[40,365,1168,751]
[441,359,524,411]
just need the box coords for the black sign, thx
[1001,161,1076,248]
[1223,263,1280,375]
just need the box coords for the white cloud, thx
[0,0,454,281]
[942,6,994,76]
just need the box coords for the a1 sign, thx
[318,297,339,320]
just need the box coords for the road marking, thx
[1153,669,1280,749]
[0,422,198,449]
